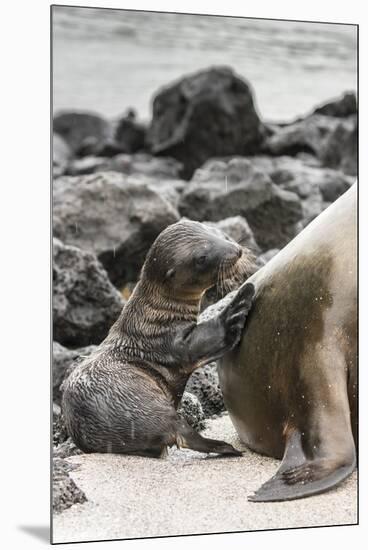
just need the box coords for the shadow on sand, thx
[18,525,50,544]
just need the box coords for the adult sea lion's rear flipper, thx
[248,384,356,502]
[248,431,355,502]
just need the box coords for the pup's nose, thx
[236,246,242,258]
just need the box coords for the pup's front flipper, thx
[172,282,255,371]
[219,281,256,349]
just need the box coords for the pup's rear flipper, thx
[176,417,242,456]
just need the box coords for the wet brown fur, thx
[62,219,255,457]
[219,185,357,501]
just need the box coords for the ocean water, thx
[52,6,357,123]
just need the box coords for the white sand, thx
[52,414,357,544]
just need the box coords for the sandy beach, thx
[53,414,357,544]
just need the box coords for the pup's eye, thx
[196,255,207,266]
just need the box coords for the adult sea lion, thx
[62,220,255,458]
[218,184,357,501]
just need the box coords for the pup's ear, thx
[165,268,175,280]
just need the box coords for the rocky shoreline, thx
[52,65,357,514]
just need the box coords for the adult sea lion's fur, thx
[218,184,357,501]
[62,220,255,458]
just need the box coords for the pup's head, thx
[142,220,253,299]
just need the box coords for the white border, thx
[2,1,366,549]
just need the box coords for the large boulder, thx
[179,158,273,221]
[264,111,357,177]
[143,178,186,212]
[321,115,357,176]
[147,66,266,179]
[53,111,113,155]
[53,342,97,403]
[53,172,180,287]
[312,92,357,118]
[178,158,303,250]
[248,155,354,225]
[263,114,341,158]
[246,186,303,250]
[254,156,353,202]
[53,239,124,348]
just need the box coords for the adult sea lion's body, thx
[218,184,357,501]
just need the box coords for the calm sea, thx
[52,7,357,123]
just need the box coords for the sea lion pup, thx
[62,220,255,458]
[218,184,357,501]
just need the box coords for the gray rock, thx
[321,115,357,176]
[248,155,354,225]
[53,238,124,348]
[179,157,273,221]
[144,178,186,212]
[264,110,358,177]
[246,185,303,250]
[313,92,357,118]
[263,114,341,158]
[65,156,108,176]
[53,400,83,458]
[318,173,355,202]
[54,111,113,155]
[53,458,87,514]
[261,165,324,227]
[65,153,183,181]
[77,139,124,158]
[114,111,147,153]
[179,157,303,250]
[147,66,266,179]
[98,153,183,179]
[178,392,206,431]
[54,438,83,459]
[53,342,97,403]
[53,402,68,446]
[53,133,72,177]
[186,363,225,418]
[295,152,323,167]
[53,172,180,287]
[204,216,260,254]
